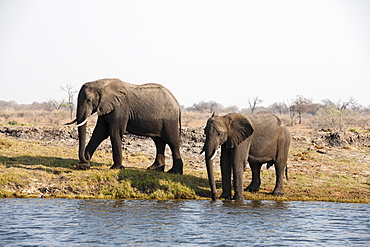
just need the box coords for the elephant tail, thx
[179,109,182,143]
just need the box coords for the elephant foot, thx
[245,186,260,193]
[147,164,165,172]
[167,159,183,175]
[77,162,90,170]
[272,190,284,196]
[167,167,183,175]
[110,164,125,169]
[232,195,245,201]
[211,192,217,201]
[219,194,232,200]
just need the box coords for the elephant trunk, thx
[76,100,93,164]
[204,142,218,200]
[64,117,89,163]
[203,137,220,200]
[206,155,217,201]
[78,123,89,163]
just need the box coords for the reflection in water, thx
[0,199,369,246]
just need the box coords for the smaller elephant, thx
[203,112,291,200]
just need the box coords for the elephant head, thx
[203,112,254,200]
[66,79,128,164]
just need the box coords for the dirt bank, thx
[1,125,370,155]
[1,126,370,171]
[1,125,370,177]
[0,125,205,162]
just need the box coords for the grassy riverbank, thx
[0,136,210,200]
[0,135,369,203]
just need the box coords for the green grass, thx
[0,137,210,199]
[3,120,33,126]
[0,163,211,200]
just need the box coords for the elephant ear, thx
[226,115,254,149]
[97,80,128,116]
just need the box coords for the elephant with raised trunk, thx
[203,112,291,200]
[66,78,183,174]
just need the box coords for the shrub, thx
[7,120,18,126]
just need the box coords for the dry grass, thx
[238,145,369,203]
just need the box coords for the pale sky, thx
[1,0,369,108]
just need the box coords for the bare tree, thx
[247,97,263,114]
[285,99,296,126]
[46,98,64,110]
[61,84,77,119]
[290,95,313,124]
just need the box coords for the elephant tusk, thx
[63,119,77,125]
[76,118,88,127]
[210,149,218,161]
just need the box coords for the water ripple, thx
[0,199,369,246]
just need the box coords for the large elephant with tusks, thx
[66,78,184,174]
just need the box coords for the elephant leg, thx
[78,119,109,170]
[232,147,247,200]
[167,141,183,175]
[272,159,286,196]
[245,163,262,192]
[109,128,125,169]
[147,137,166,172]
[220,147,232,199]
[272,133,290,196]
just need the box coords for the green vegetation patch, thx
[117,169,209,199]
[0,165,210,200]
[0,136,210,199]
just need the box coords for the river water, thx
[0,199,369,246]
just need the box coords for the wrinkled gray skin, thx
[203,112,291,200]
[66,78,183,174]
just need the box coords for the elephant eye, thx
[215,129,221,136]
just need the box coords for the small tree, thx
[46,98,64,110]
[187,101,223,113]
[317,98,359,131]
[224,105,239,113]
[247,97,263,114]
[285,99,296,126]
[61,84,77,119]
[270,102,288,114]
[290,95,313,124]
